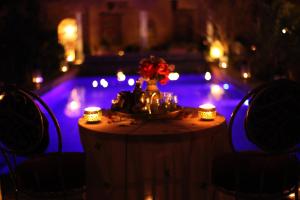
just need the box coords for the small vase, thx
[146,79,159,93]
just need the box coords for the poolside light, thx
[204,72,212,81]
[168,72,180,81]
[128,78,135,86]
[32,72,44,89]
[66,49,76,62]
[219,61,228,69]
[198,103,216,120]
[117,71,126,81]
[242,72,250,79]
[84,107,102,123]
[92,80,98,88]
[32,75,43,84]
[100,79,109,88]
[209,40,224,60]
[60,65,69,73]
[282,28,288,34]
[117,50,125,56]
[223,83,230,90]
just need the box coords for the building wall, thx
[41,0,206,55]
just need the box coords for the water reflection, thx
[65,87,85,117]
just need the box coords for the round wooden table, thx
[78,108,231,200]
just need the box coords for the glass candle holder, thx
[198,103,216,120]
[84,107,102,123]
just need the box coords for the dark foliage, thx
[0,0,64,87]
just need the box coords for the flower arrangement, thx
[138,55,175,84]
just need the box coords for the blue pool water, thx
[0,74,258,174]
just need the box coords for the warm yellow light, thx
[61,65,68,72]
[117,71,126,81]
[288,188,300,199]
[32,76,44,84]
[219,61,227,69]
[198,103,216,120]
[210,84,224,99]
[84,107,102,123]
[242,72,250,79]
[282,28,287,34]
[144,195,153,200]
[58,19,78,43]
[64,25,77,39]
[66,50,75,62]
[210,40,224,59]
[0,94,5,101]
[118,50,125,56]
[168,72,180,81]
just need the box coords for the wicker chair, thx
[0,84,86,199]
[212,79,300,200]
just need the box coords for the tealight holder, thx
[84,107,102,123]
[198,103,216,120]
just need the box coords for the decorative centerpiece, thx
[111,55,181,119]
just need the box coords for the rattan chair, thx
[0,84,86,199]
[212,79,300,200]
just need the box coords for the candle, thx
[84,107,102,123]
[198,103,216,120]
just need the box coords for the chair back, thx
[0,84,63,173]
[229,79,300,153]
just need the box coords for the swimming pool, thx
[41,74,257,153]
[0,74,259,174]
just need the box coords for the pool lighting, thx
[117,71,126,81]
[198,103,217,121]
[84,107,102,123]
[92,80,98,88]
[61,65,69,73]
[242,72,250,79]
[168,72,180,81]
[219,61,228,69]
[32,75,44,84]
[128,78,135,86]
[223,83,229,90]
[100,79,109,88]
[204,72,212,81]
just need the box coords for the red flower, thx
[138,56,175,85]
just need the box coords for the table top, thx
[78,108,226,139]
